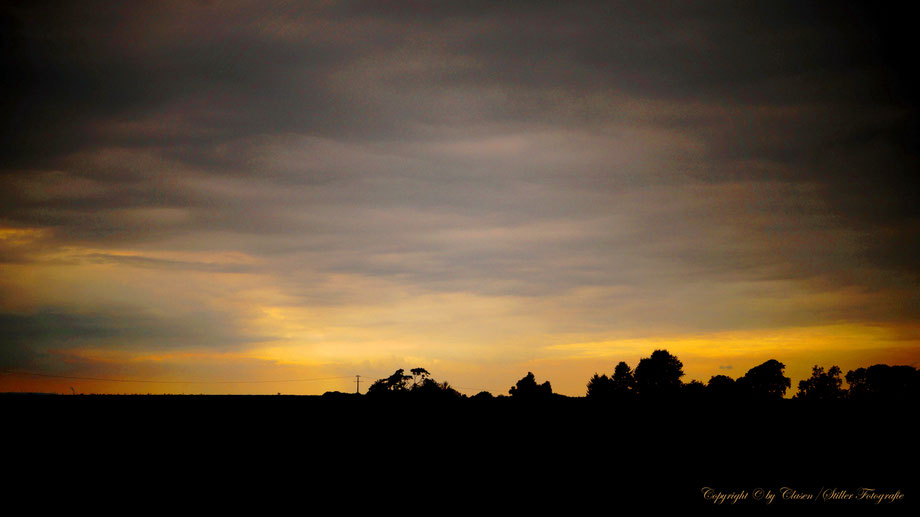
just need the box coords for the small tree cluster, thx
[791,363,920,401]
[585,350,796,403]
[587,361,635,400]
[587,350,687,401]
[845,364,920,401]
[794,365,843,401]
[509,372,553,400]
[367,368,462,400]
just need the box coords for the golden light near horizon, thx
[2,2,918,397]
[3,233,918,396]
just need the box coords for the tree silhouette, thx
[737,359,790,400]
[412,377,462,400]
[706,374,737,401]
[586,373,613,399]
[471,391,494,401]
[367,368,413,395]
[611,361,635,397]
[509,372,552,400]
[795,365,843,401]
[366,367,463,401]
[587,361,635,400]
[634,349,684,399]
[846,364,920,401]
[681,379,706,401]
[410,367,431,387]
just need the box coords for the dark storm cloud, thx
[4,1,913,148]
[3,1,355,167]
[1,0,917,305]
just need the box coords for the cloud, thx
[0,305,264,370]
[1,1,918,390]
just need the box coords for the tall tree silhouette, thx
[611,361,635,397]
[795,365,844,401]
[737,360,790,400]
[634,350,684,399]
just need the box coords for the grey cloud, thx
[4,1,912,155]
[1,0,917,317]
[0,306,264,363]
[82,253,253,273]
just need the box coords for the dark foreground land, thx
[4,393,915,511]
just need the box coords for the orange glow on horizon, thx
[3,321,917,397]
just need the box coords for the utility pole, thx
[355,374,361,394]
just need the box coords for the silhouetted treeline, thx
[362,368,560,403]
[365,350,918,406]
[585,349,920,404]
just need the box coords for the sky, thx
[2,0,918,396]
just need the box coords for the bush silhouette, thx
[681,379,706,401]
[706,375,738,401]
[471,391,494,401]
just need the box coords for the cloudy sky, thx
[2,0,918,395]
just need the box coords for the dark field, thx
[4,393,914,511]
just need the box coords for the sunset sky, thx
[2,1,918,396]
